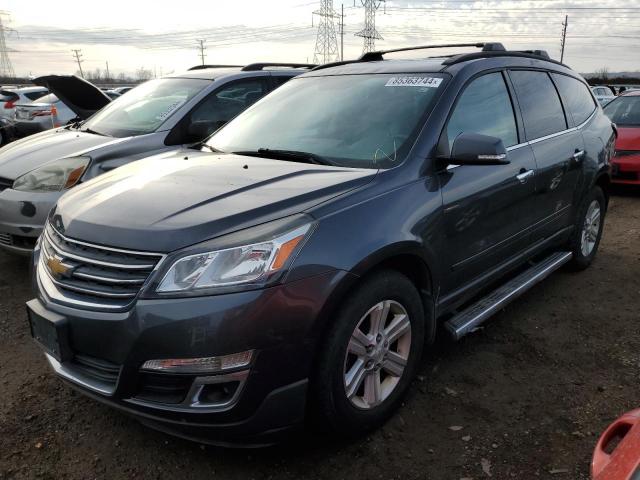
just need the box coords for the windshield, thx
[208,73,447,169]
[82,78,210,137]
[603,96,640,126]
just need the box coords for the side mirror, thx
[446,132,510,166]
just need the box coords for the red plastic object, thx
[592,409,640,479]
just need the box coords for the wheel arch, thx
[312,243,439,353]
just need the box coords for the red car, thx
[603,90,640,185]
[592,409,640,479]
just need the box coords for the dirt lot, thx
[1,190,639,480]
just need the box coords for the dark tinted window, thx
[551,74,596,126]
[191,78,269,124]
[446,72,518,150]
[24,91,47,101]
[510,70,567,140]
[603,95,640,126]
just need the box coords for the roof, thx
[621,90,640,97]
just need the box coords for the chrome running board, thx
[444,251,573,340]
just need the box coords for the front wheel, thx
[568,186,606,270]
[311,270,425,436]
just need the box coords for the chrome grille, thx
[39,224,164,309]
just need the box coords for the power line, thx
[560,15,568,63]
[71,48,84,78]
[313,0,340,64]
[355,0,385,53]
[0,12,15,78]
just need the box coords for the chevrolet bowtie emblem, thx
[47,256,70,278]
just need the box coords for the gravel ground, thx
[0,190,638,480]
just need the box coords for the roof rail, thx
[359,42,505,62]
[443,49,566,67]
[188,64,243,71]
[241,63,317,71]
[311,42,505,71]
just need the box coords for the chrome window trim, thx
[444,108,597,172]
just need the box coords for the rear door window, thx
[551,74,596,126]
[446,72,518,150]
[510,70,567,140]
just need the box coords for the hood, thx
[32,75,111,119]
[0,129,129,180]
[616,126,640,151]
[53,151,377,252]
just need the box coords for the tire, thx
[567,186,606,270]
[311,270,425,437]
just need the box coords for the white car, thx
[0,86,48,120]
[13,93,82,136]
[591,86,616,106]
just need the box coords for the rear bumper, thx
[611,156,640,185]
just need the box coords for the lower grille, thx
[0,232,11,246]
[39,224,164,310]
[71,354,121,386]
[135,373,193,404]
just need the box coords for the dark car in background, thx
[27,43,613,445]
[0,64,310,254]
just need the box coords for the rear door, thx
[438,71,538,293]
[509,69,584,242]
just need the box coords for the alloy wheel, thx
[343,300,412,410]
[581,200,601,257]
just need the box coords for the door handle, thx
[572,150,585,162]
[516,169,535,184]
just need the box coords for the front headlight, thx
[13,156,90,192]
[156,221,313,294]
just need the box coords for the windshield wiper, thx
[80,127,107,136]
[200,144,226,154]
[233,148,337,166]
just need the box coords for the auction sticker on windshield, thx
[385,77,443,88]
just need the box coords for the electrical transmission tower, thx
[313,0,340,64]
[197,39,206,65]
[355,0,385,53]
[560,15,568,63]
[72,49,84,78]
[0,12,15,78]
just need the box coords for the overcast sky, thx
[2,0,638,78]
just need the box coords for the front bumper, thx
[611,155,640,185]
[30,256,350,445]
[0,188,60,254]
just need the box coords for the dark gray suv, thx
[27,43,614,445]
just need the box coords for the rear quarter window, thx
[551,74,596,126]
[510,70,567,140]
